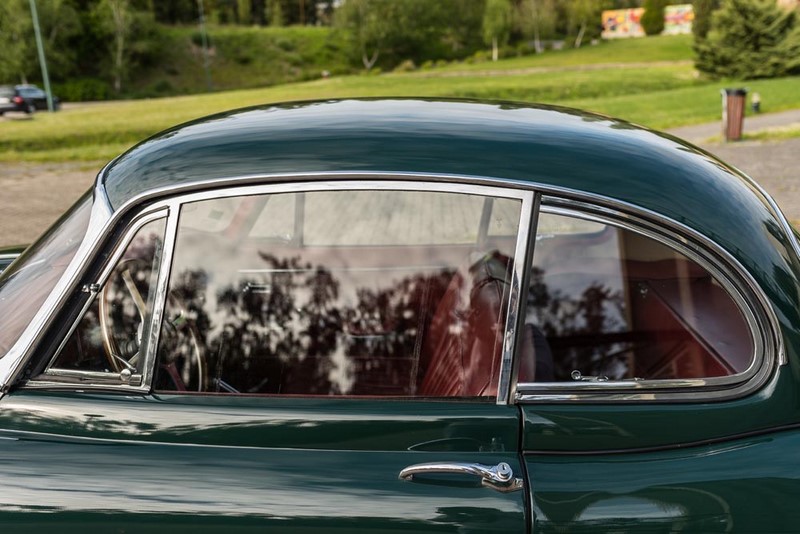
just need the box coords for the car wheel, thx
[25,103,35,115]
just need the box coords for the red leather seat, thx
[418,252,512,397]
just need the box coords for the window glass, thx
[519,212,754,383]
[155,188,523,397]
[50,218,167,375]
[488,198,523,237]
[0,192,91,358]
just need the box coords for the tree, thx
[0,0,82,84]
[0,1,34,83]
[692,0,721,39]
[33,0,83,80]
[516,0,557,54]
[93,0,132,93]
[641,0,667,35]
[152,0,196,23]
[695,0,800,79]
[335,0,385,69]
[336,0,478,70]
[483,0,512,61]
[565,0,603,48]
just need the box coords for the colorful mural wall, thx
[602,4,696,38]
[601,8,645,39]
[663,4,694,35]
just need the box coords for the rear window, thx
[519,211,755,383]
[0,87,14,97]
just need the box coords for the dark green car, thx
[0,99,797,532]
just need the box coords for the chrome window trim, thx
[12,176,535,401]
[0,178,114,393]
[35,209,169,392]
[496,192,536,404]
[159,180,534,402]
[505,193,541,405]
[1,170,785,406]
[139,201,180,393]
[515,198,780,403]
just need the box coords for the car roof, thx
[99,98,796,289]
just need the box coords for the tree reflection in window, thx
[51,218,166,375]
[520,212,755,383]
[155,190,522,398]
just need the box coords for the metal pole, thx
[197,0,212,91]
[28,0,53,112]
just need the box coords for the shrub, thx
[695,0,800,79]
[51,78,113,102]
[641,0,668,35]
[394,59,417,72]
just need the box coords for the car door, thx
[515,197,791,532]
[0,180,535,532]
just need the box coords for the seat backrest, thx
[418,252,512,397]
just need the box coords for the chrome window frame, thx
[29,207,169,392]
[513,196,781,403]
[3,171,784,406]
[21,177,536,404]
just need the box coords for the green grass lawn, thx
[2,34,798,163]
[743,123,800,142]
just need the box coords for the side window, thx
[519,211,755,383]
[49,218,167,377]
[155,188,523,397]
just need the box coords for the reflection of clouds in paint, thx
[327,342,355,395]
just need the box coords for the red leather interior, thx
[418,252,512,397]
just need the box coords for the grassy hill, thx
[3,34,799,163]
[128,25,351,98]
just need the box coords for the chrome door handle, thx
[399,461,523,493]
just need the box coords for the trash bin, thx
[721,88,747,141]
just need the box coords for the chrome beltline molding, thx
[0,170,789,405]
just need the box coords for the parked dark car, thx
[0,84,60,115]
[0,99,798,531]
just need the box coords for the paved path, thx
[0,109,798,247]
[667,108,800,143]
[0,162,97,247]
[665,109,800,224]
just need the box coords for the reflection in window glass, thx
[155,189,522,397]
[0,192,92,358]
[519,212,754,383]
[488,198,524,237]
[304,191,485,246]
[50,218,166,375]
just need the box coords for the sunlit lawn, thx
[1,34,798,163]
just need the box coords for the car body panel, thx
[527,429,800,532]
[0,390,527,531]
[520,368,799,452]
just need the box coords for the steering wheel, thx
[98,258,207,391]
